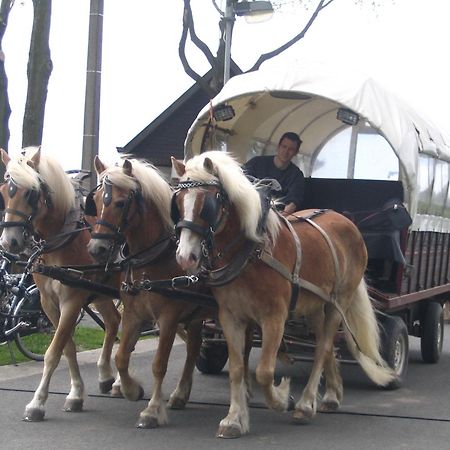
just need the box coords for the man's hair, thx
[279,132,302,151]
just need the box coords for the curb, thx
[0,336,184,382]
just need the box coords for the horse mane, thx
[100,158,173,231]
[5,147,76,215]
[183,151,280,243]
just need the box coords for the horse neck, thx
[213,205,247,260]
[34,207,66,238]
[38,229,92,266]
[124,202,169,255]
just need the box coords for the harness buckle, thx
[121,280,140,296]
[201,240,210,258]
[171,275,199,288]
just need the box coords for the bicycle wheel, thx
[13,286,55,361]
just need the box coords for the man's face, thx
[276,138,298,165]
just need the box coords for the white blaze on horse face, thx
[176,190,202,271]
[0,215,26,253]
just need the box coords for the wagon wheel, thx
[13,287,55,361]
[379,315,409,390]
[195,342,228,375]
[420,302,444,364]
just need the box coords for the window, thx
[312,128,398,180]
[354,133,398,180]
[312,128,351,178]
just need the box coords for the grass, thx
[0,326,115,366]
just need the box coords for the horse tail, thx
[343,279,396,386]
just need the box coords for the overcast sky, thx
[3,0,449,170]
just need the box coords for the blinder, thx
[26,189,40,208]
[171,182,227,237]
[84,191,97,216]
[84,179,112,217]
[85,178,140,218]
[0,178,41,212]
[200,191,222,227]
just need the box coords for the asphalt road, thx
[0,326,449,450]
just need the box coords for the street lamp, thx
[223,0,274,84]
[234,1,274,21]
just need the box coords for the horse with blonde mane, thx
[86,156,215,428]
[0,147,121,421]
[171,150,395,438]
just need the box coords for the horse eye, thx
[115,200,125,209]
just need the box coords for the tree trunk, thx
[22,0,52,148]
[0,0,13,155]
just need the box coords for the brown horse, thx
[171,151,395,438]
[0,147,121,421]
[86,156,215,428]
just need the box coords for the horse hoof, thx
[292,408,314,424]
[99,378,115,394]
[319,399,340,412]
[136,415,159,429]
[110,385,124,398]
[63,399,83,412]
[167,397,187,410]
[23,408,45,422]
[216,425,242,439]
[123,385,144,401]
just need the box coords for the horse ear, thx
[123,159,132,176]
[94,155,107,175]
[203,157,217,176]
[0,148,10,168]
[171,156,185,177]
[28,146,41,169]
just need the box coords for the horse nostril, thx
[190,253,198,263]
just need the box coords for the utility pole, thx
[82,0,103,191]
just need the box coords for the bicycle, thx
[0,248,54,362]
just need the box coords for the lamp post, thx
[223,0,273,84]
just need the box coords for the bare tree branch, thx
[178,5,216,97]
[247,0,335,73]
[184,0,218,70]
[180,0,341,95]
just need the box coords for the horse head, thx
[87,155,173,264]
[0,147,72,254]
[171,152,270,273]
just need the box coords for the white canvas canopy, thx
[184,61,450,231]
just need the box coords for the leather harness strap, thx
[258,209,341,314]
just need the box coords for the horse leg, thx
[62,335,85,412]
[136,314,178,429]
[24,300,82,421]
[244,324,254,399]
[91,299,121,393]
[114,304,145,401]
[167,319,203,409]
[306,309,343,412]
[256,317,291,412]
[216,309,248,439]
[294,305,342,422]
[319,351,343,412]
